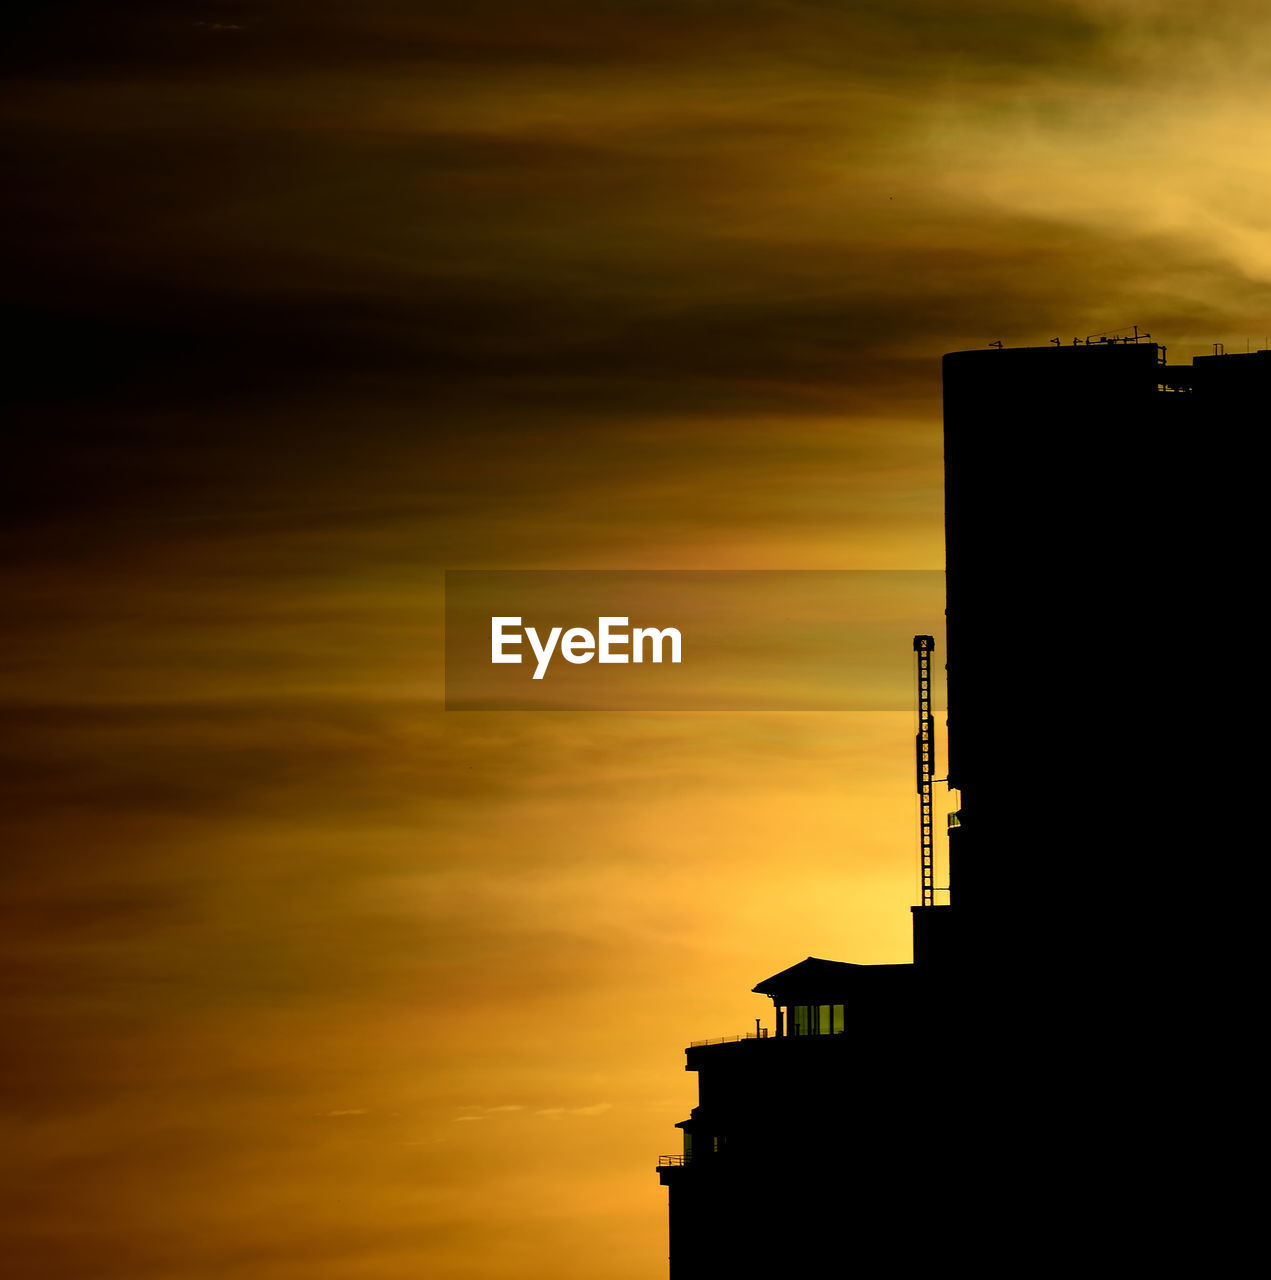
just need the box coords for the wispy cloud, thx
[534,1103,613,1119]
[451,1104,526,1122]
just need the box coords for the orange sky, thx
[2,4,1268,1277]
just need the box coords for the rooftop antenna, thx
[1084,326,1150,345]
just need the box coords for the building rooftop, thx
[751,956,913,1001]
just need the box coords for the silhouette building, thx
[656,338,1267,1274]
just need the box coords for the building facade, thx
[656,339,1266,1274]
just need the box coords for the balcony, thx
[656,1152,692,1184]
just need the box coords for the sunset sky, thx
[3,3,1268,1277]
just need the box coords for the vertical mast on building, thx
[914,635,936,907]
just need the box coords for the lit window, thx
[788,1003,846,1036]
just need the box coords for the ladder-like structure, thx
[913,635,936,907]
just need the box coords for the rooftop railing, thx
[688,1030,769,1047]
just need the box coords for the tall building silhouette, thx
[656,338,1267,1274]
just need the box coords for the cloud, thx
[534,1103,613,1119]
[451,1104,525,1121]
